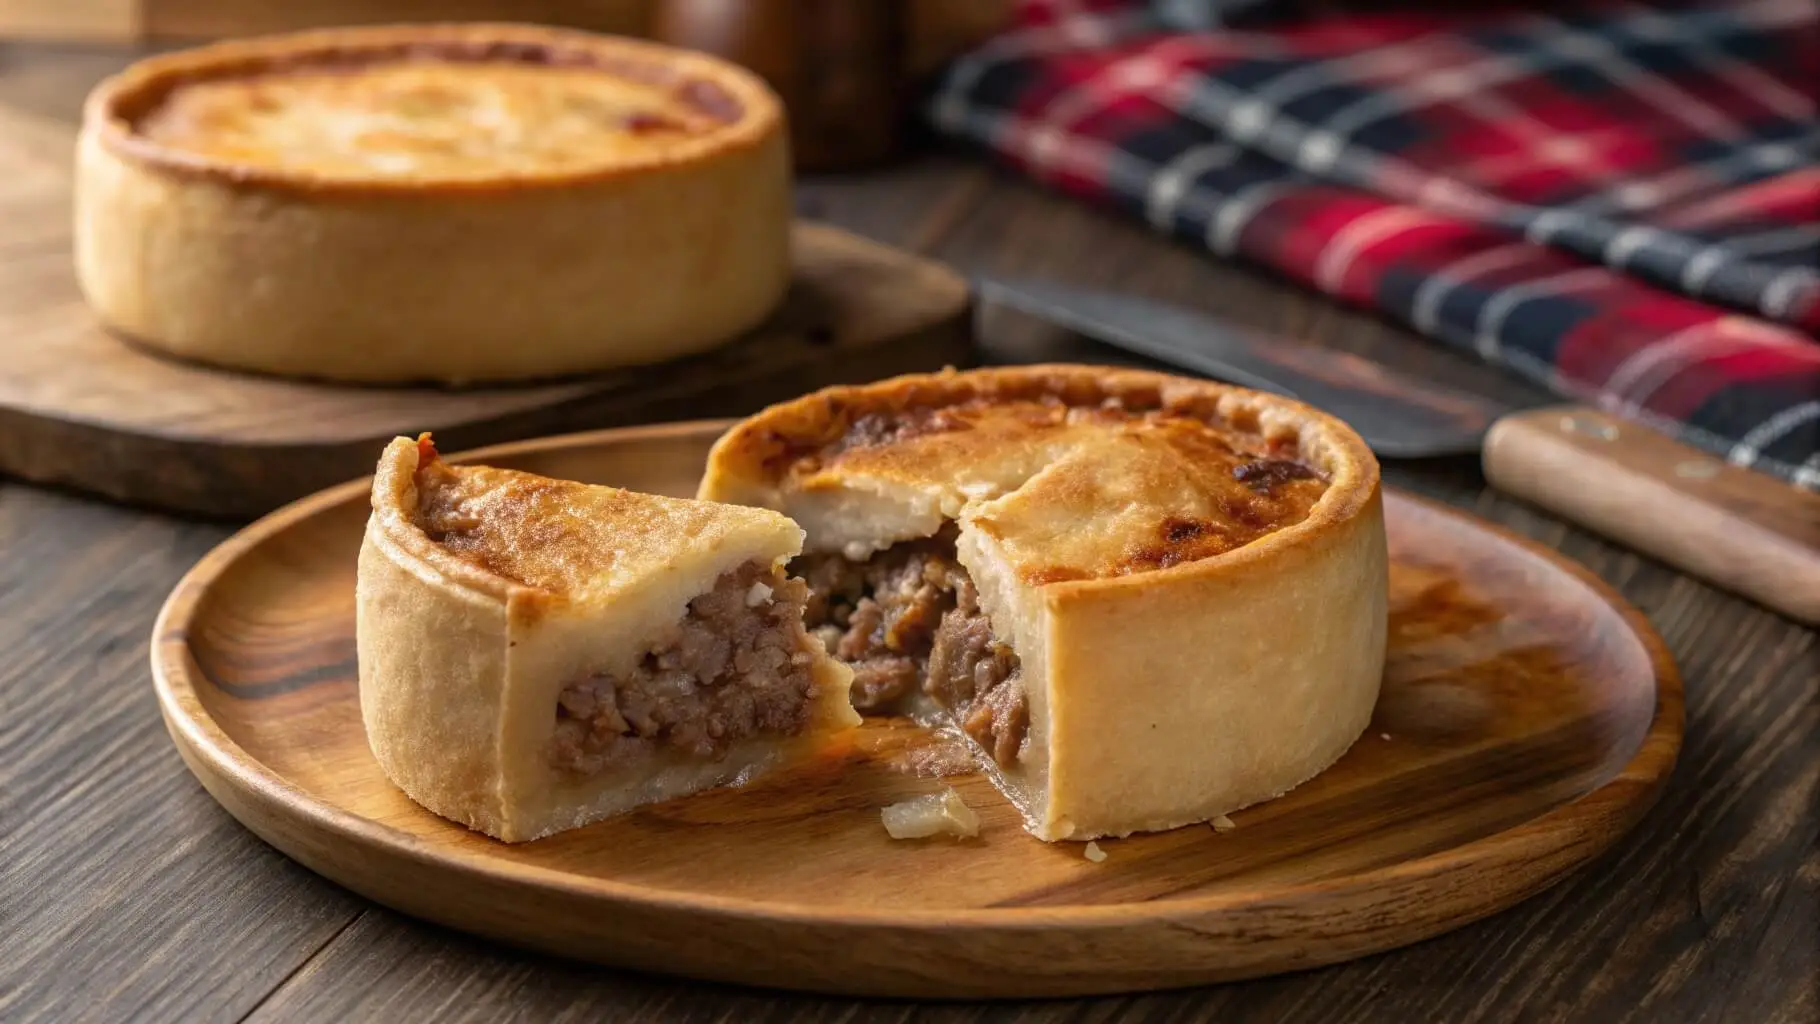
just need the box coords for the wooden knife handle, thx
[1481,404,1820,626]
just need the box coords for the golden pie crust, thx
[357,436,857,842]
[699,365,1389,841]
[75,23,791,383]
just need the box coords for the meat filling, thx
[797,534,1028,767]
[550,562,820,777]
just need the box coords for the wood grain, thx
[0,485,369,1024]
[150,422,1681,998]
[1483,404,1820,627]
[138,0,650,39]
[0,0,138,41]
[0,115,976,518]
[651,0,912,170]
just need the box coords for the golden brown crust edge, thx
[1032,486,1387,839]
[700,363,1381,592]
[358,437,514,835]
[367,436,516,603]
[701,364,1388,841]
[81,22,785,196]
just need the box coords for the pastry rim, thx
[703,363,1382,600]
[369,437,548,609]
[81,21,784,197]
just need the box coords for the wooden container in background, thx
[650,0,908,171]
[0,1,1009,81]
[0,0,650,42]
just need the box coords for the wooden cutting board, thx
[0,107,973,519]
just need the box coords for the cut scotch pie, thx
[76,23,790,383]
[700,365,1389,841]
[356,436,857,842]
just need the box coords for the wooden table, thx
[3,41,1815,1024]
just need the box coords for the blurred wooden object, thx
[907,0,1011,78]
[651,0,907,170]
[0,0,649,41]
[0,0,1011,77]
[1,0,139,40]
[1483,405,1820,627]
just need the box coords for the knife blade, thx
[978,278,1511,459]
[977,277,1820,626]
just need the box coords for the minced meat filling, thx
[796,535,1028,767]
[550,562,819,777]
[926,601,1026,768]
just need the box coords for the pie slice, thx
[699,365,1388,842]
[357,435,857,842]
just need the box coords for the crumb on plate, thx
[882,787,980,839]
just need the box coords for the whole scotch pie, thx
[75,24,790,383]
[357,435,857,843]
[699,365,1389,842]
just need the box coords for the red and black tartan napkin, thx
[928,0,1820,488]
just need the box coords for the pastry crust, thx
[74,23,790,383]
[357,436,857,843]
[700,365,1389,841]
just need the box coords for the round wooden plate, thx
[151,421,1683,999]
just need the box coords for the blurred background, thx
[0,0,1011,170]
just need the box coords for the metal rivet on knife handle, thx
[1560,414,1619,441]
[1673,460,1722,480]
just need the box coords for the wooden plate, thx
[151,422,1683,999]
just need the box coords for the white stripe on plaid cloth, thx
[1410,243,1536,335]
[1146,142,1243,228]
[1569,134,1815,220]
[931,8,1159,133]
[1314,207,1456,292]
[1153,0,1274,30]
[1799,452,1820,490]
[1208,180,1297,256]
[1762,269,1815,321]
[1471,268,1609,360]
[1604,322,1737,405]
[1731,402,1820,473]
[1724,225,1820,257]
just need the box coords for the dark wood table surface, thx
[3,41,1815,1024]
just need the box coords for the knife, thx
[978,278,1820,627]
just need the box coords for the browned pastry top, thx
[86,23,780,189]
[405,437,790,605]
[705,365,1378,586]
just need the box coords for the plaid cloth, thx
[929,0,1820,488]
